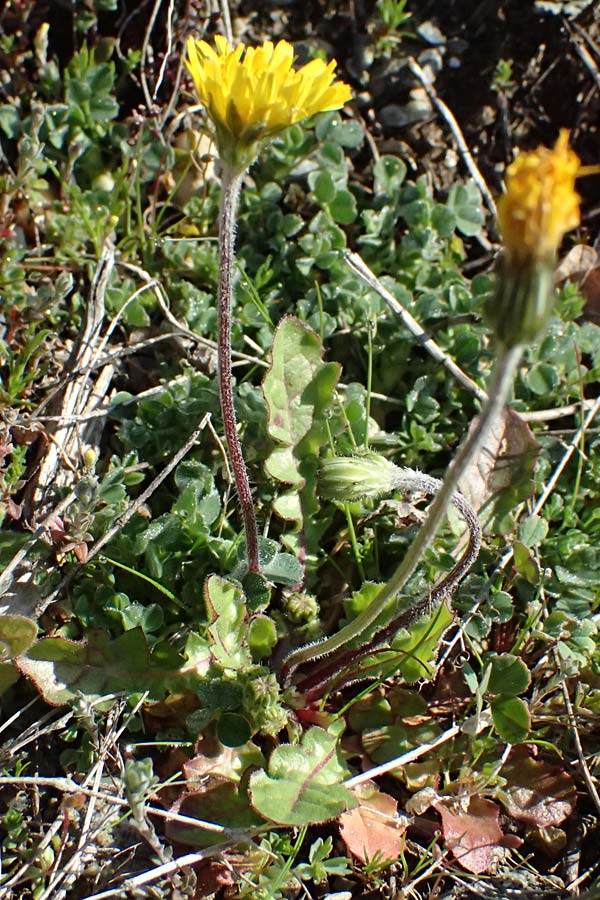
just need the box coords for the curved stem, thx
[289,479,481,696]
[283,343,523,680]
[218,165,260,573]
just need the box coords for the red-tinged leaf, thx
[435,797,517,874]
[48,515,66,544]
[555,244,600,323]
[193,859,237,894]
[6,498,22,520]
[73,542,88,563]
[501,750,576,828]
[339,781,407,864]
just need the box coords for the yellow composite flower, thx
[490,130,600,346]
[186,35,351,169]
[497,130,580,263]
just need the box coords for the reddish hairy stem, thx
[218,166,260,573]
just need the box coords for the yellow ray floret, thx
[497,130,581,262]
[186,35,351,161]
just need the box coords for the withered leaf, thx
[339,781,407,864]
[458,409,539,533]
[501,750,576,828]
[435,797,520,874]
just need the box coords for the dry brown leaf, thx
[555,244,600,323]
[501,750,576,828]
[339,781,407,864]
[458,409,539,529]
[555,244,598,287]
[434,797,519,874]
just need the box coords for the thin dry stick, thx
[140,0,164,110]
[345,725,460,788]
[62,332,183,377]
[24,245,115,516]
[0,776,251,836]
[35,414,212,615]
[88,281,160,371]
[32,372,207,427]
[565,19,600,92]
[560,670,600,818]
[406,56,497,220]
[37,761,112,900]
[2,711,73,761]
[33,698,146,900]
[522,398,600,422]
[218,0,234,45]
[0,697,39,737]
[121,259,267,367]
[345,249,488,402]
[160,0,199,125]
[153,0,176,101]
[79,844,238,900]
[29,278,151,421]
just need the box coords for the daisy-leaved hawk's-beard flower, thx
[183,37,349,574]
[490,130,582,347]
[186,35,351,171]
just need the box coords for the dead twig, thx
[407,56,498,222]
[140,0,165,112]
[565,18,600,92]
[521,398,600,422]
[561,675,600,818]
[345,725,460,788]
[218,0,234,45]
[120,259,268,368]
[345,250,488,403]
[79,844,238,900]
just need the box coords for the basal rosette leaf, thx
[17,628,176,705]
[249,727,356,825]
[0,615,38,695]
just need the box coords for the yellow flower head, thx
[186,35,351,169]
[490,131,600,346]
[497,130,580,263]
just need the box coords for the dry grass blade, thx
[22,245,115,522]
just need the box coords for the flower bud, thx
[318,452,401,502]
[283,590,319,625]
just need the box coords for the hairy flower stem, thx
[283,343,523,681]
[218,165,260,573]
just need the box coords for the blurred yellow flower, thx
[186,35,351,169]
[497,130,580,263]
